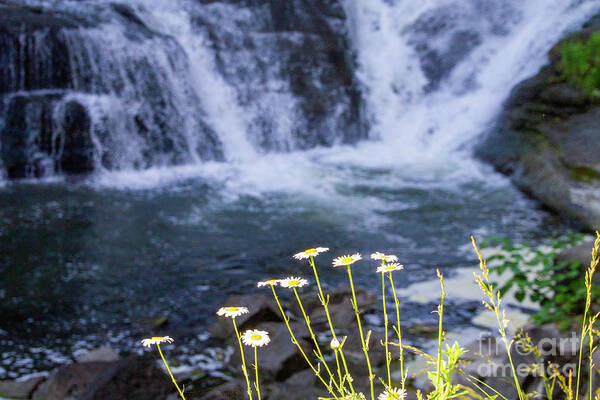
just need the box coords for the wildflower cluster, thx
[136,233,600,400]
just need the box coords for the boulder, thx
[75,346,119,363]
[264,369,325,400]
[289,287,377,331]
[555,240,596,268]
[477,12,600,230]
[32,355,172,400]
[0,93,95,178]
[198,380,246,400]
[0,376,44,399]
[227,321,312,382]
[456,324,598,400]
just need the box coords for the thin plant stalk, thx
[254,346,261,400]
[269,285,340,400]
[388,272,406,391]
[588,316,593,400]
[334,349,344,390]
[472,236,526,400]
[576,232,600,400]
[346,265,375,400]
[434,269,446,392]
[156,343,186,400]
[309,255,355,393]
[381,266,391,387]
[232,318,254,400]
[292,287,345,395]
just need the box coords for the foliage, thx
[559,32,600,98]
[143,234,600,400]
[479,233,594,329]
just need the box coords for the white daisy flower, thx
[279,276,309,288]
[378,388,406,400]
[241,329,271,347]
[332,253,362,267]
[216,306,249,318]
[257,279,280,287]
[141,336,174,347]
[293,247,329,260]
[376,262,404,274]
[371,252,398,262]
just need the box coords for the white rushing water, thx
[343,0,600,162]
[88,0,600,196]
[3,0,600,193]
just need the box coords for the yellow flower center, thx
[265,280,277,285]
[250,334,263,341]
[225,307,239,312]
[289,280,300,286]
[341,256,353,264]
[151,337,162,340]
[304,248,318,254]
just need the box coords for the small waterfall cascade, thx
[344,0,600,162]
[0,0,363,179]
[0,0,598,180]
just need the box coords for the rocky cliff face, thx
[477,14,600,230]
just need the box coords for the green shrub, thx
[480,233,597,329]
[559,32,600,98]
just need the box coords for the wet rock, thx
[75,346,119,363]
[32,355,172,400]
[210,294,282,340]
[265,369,324,400]
[0,376,44,399]
[477,12,600,229]
[555,240,596,268]
[339,329,387,385]
[457,324,598,400]
[289,287,377,331]
[198,380,246,400]
[227,321,312,382]
[0,94,94,178]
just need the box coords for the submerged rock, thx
[477,14,600,229]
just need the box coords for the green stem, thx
[293,287,343,394]
[346,265,375,400]
[254,346,261,400]
[389,272,405,392]
[435,270,446,393]
[309,256,355,394]
[576,232,599,400]
[334,349,344,391]
[233,318,254,400]
[589,317,593,400]
[156,343,186,400]
[270,286,340,400]
[381,267,391,387]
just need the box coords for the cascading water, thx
[0,0,599,381]
[0,0,364,179]
[344,0,600,162]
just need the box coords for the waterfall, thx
[0,0,363,179]
[344,0,600,162]
[0,0,599,181]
